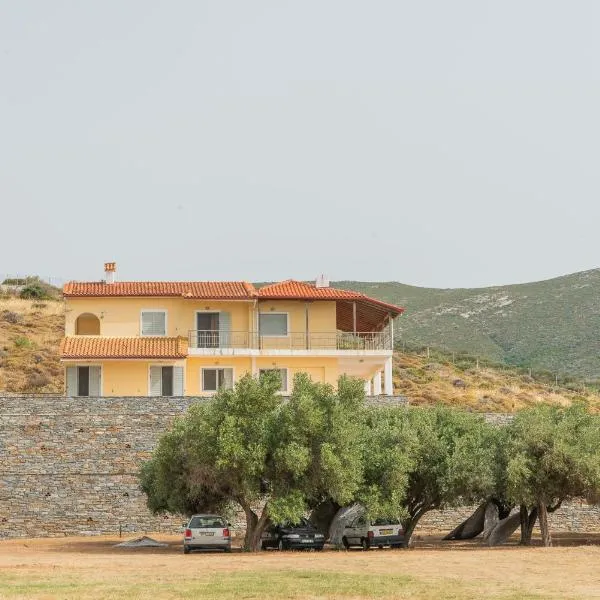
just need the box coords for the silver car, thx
[183,514,232,553]
[341,516,405,550]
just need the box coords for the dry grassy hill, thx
[0,298,64,393]
[394,351,600,413]
[1,295,598,411]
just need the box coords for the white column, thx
[384,357,393,396]
[373,371,382,395]
[251,357,258,378]
[364,379,372,396]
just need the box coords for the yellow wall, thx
[65,298,253,337]
[66,356,341,396]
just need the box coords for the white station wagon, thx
[341,516,405,550]
[183,514,232,553]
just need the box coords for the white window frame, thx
[201,367,235,393]
[258,367,289,393]
[147,364,185,396]
[65,364,103,397]
[140,309,168,337]
[258,312,289,337]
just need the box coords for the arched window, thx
[75,313,100,335]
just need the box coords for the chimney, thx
[104,262,116,284]
[315,274,329,288]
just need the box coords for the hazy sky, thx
[1,1,599,288]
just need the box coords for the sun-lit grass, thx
[0,537,598,600]
[0,566,554,600]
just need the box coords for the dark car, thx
[261,518,325,550]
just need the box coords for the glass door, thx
[196,312,220,348]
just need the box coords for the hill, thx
[335,269,600,380]
[0,298,64,393]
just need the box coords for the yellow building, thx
[60,264,404,397]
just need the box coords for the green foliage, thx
[361,405,497,544]
[14,336,33,349]
[141,372,367,551]
[19,282,49,300]
[505,404,600,508]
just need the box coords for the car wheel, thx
[342,536,350,549]
[278,539,285,551]
[391,544,402,549]
[261,542,268,551]
[183,545,191,554]
[224,546,231,553]
[361,538,370,551]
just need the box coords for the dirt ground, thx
[0,532,599,599]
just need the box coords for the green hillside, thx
[335,269,600,380]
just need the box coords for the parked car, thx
[183,514,231,553]
[341,516,405,549]
[261,518,325,550]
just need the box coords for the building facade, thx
[60,264,403,397]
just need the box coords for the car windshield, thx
[372,518,401,526]
[189,516,226,528]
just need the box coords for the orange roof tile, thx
[60,337,188,359]
[257,280,404,315]
[63,281,256,299]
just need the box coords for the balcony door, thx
[196,312,220,348]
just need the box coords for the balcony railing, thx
[188,330,392,351]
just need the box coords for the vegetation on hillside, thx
[337,269,600,380]
[0,295,64,394]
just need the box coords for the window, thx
[149,366,184,396]
[66,366,101,397]
[259,368,288,392]
[141,311,166,336]
[259,313,288,336]
[202,368,234,392]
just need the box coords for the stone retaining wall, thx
[0,396,597,538]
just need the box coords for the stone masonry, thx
[0,396,598,538]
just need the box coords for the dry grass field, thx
[0,535,599,599]
[0,297,64,393]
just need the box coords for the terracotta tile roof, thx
[60,337,188,359]
[63,281,256,299]
[257,280,404,315]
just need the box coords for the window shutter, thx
[219,312,231,348]
[223,368,233,389]
[280,369,288,392]
[88,367,101,396]
[149,366,162,396]
[66,367,77,397]
[173,367,184,396]
[142,312,166,336]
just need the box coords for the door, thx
[196,313,219,348]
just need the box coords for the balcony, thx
[188,330,392,352]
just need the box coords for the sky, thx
[1,1,599,288]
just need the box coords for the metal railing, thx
[188,330,392,351]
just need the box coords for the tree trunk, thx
[241,504,259,551]
[537,501,552,547]
[246,507,270,551]
[402,509,427,547]
[519,505,538,546]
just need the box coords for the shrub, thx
[26,373,51,389]
[19,283,48,300]
[1,310,21,324]
[14,336,33,349]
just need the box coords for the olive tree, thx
[362,405,497,546]
[141,372,366,551]
[505,404,600,547]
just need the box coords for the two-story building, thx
[60,264,404,397]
